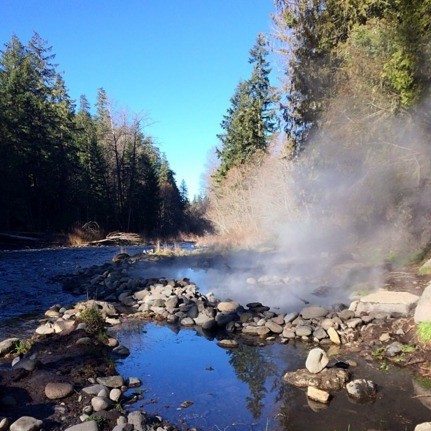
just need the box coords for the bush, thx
[79,306,105,335]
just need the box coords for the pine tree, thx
[216,34,278,181]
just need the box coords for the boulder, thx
[306,348,329,374]
[414,283,431,323]
[346,379,377,400]
[283,368,350,391]
[355,290,419,317]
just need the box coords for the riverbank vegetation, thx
[206,0,431,264]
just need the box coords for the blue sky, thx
[0,0,276,198]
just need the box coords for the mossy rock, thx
[418,258,431,276]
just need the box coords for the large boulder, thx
[354,290,419,317]
[414,283,431,323]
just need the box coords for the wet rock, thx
[215,313,235,327]
[64,421,98,431]
[10,417,43,431]
[307,386,330,404]
[346,379,377,400]
[201,319,217,331]
[112,345,130,356]
[306,348,329,374]
[415,283,431,323]
[301,306,328,319]
[91,396,113,411]
[242,325,259,335]
[217,301,240,313]
[327,327,341,345]
[127,377,142,387]
[45,382,74,399]
[97,375,124,388]
[217,339,239,348]
[283,368,349,391]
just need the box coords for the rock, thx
[127,377,142,387]
[64,421,98,431]
[180,317,195,326]
[53,319,76,333]
[112,345,130,356]
[321,318,337,330]
[386,341,403,357]
[82,384,107,395]
[346,318,363,328]
[97,375,124,388]
[0,338,19,356]
[356,290,419,317]
[415,283,431,323]
[35,324,55,335]
[337,309,355,321]
[282,328,296,339]
[415,424,431,431]
[201,319,217,331]
[283,368,349,391]
[257,326,271,336]
[306,348,329,374]
[91,395,113,411]
[265,321,283,334]
[110,388,122,402]
[418,259,431,276]
[327,327,341,345]
[217,301,240,313]
[98,388,109,398]
[307,386,330,404]
[284,312,298,323]
[346,379,377,399]
[128,411,146,431]
[76,337,92,345]
[296,325,312,337]
[379,333,391,342]
[10,417,43,431]
[301,306,328,319]
[217,339,239,348]
[45,382,74,399]
[215,313,235,327]
[0,417,9,431]
[13,358,39,371]
[313,327,328,340]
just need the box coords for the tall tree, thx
[216,34,278,181]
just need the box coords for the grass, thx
[416,322,431,345]
[78,306,105,335]
[12,339,32,355]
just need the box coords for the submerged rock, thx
[346,379,377,400]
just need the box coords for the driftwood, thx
[88,232,143,246]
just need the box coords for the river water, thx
[1,246,430,430]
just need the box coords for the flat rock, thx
[82,384,107,395]
[97,375,124,388]
[217,339,239,348]
[296,325,312,337]
[265,321,283,334]
[327,327,341,345]
[306,348,329,374]
[10,417,43,431]
[217,301,240,313]
[301,306,328,319]
[414,283,431,323]
[35,324,55,335]
[283,368,349,391]
[45,382,74,399]
[64,421,98,431]
[356,290,419,317]
[307,386,330,403]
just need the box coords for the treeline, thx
[208,0,431,255]
[0,33,210,237]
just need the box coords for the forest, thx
[1,0,431,255]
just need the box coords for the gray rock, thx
[201,319,217,331]
[295,325,312,337]
[96,375,124,388]
[180,317,195,326]
[265,321,283,334]
[284,368,349,391]
[386,341,403,357]
[320,318,337,330]
[64,421,98,431]
[165,296,178,310]
[82,384,107,395]
[282,328,296,339]
[356,290,419,317]
[215,313,235,327]
[217,301,240,313]
[313,327,328,340]
[10,417,43,431]
[97,388,109,398]
[346,318,363,328]
[415,283,431,323]
[45,382,74,399]
[127,377,142,387]
[305,348,329,374]
[128,411,146,431]
[91,395,113,411]
[13,358,39,372]
[337,309,355,321]
[346,379,377,399]
[284,312,299,323]
[327,327,341,345]
[0,338,19,356]
[301,306,328,319]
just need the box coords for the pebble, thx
[301,306,328,319]
[82,384,107,395]
[13,358,39,372]
[265,321,283,334]
[10,417,43,431]
[45,382,74,400]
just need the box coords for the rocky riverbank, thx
[1,252,431,431]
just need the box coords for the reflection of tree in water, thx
[227,344,277,419]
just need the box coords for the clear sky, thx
[0,0,276,199]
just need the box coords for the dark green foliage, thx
[216,34,279,181]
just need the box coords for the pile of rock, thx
[284,347,377,406]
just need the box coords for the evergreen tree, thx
[216,34,278,181]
